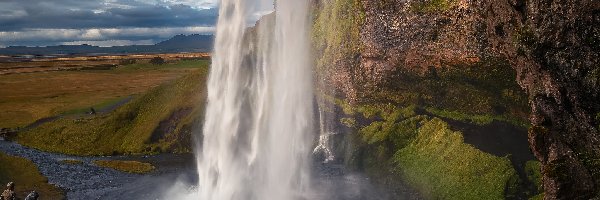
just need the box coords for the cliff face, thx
[312,0,599,198]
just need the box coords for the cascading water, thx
[196,0,313,199]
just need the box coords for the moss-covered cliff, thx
[311,0,599,199]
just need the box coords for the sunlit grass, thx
[0,59,208,128]
[393,118,517,199]
[15,62,208,156]
[93,160,155,174]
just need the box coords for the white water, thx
[196,0,314,199]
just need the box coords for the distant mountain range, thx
[0,34,214,55]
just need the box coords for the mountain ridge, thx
[0,34,214,55]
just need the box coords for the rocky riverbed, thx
[0,139,410,200]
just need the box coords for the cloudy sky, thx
[0,0,225,47]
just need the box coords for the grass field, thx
[0,152,64,200]
[0,58,209,128]
[14,59,209,155]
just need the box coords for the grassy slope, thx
[0,59,208,128]
[0,152,64,199]
[15,60,208,155]
[394,118,516,199]
[342,103,518,199]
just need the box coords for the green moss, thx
[393,118,517,199]
[16,64,209,156]
[359,106,420,147]
[425,107,529,127]
[525,160,543,192]
[505,172,521,199]
[356,105,383,119]
[93,160,154,174]
[340,117,357,128]
[426,107,493,125]
[312,0,364,80]
[0,152,64,199]
[321,94,356,115]
[529,193,544,200]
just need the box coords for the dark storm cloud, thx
[0,0,218,31]
[0,0,218,47]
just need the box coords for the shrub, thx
[119,59,137,65]
[149,57,165,65]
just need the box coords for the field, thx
[0,54,209,129]
[0,53,208,198]
[0,53,209,156]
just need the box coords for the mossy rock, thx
[393,118,517,199]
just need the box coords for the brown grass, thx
[0,57,207,128]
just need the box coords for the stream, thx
[0,139,412,200]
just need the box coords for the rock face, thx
[497,1,600,198]
[312,0,599,198]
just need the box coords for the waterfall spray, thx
[196,0,313,199]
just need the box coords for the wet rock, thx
[312,0,600,198]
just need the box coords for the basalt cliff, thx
[311,0,599,199]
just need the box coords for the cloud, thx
[0,26,215,47]
[0,1,218,31]
[0,0,277,47]
[61,39,156,47]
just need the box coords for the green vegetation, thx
[0,59,208,128]
[312,0,364,80]
[340,118,357,128]
[93,160,155,174]
[368,59,530,128]
[149,57,166,65]
[316,58,532,197]
[15,61,209,156]
[394,118,517,199]
[61,96,129,115]
[425,107,530,128]
[525,160,543,198]
[425,107,495,125]
[358,105,418,146]
[0,152,64,199]
[411,0,456,13]
[332,99,521,199]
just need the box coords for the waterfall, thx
[196,0,313,199]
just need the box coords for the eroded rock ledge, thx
[312,0,599,198]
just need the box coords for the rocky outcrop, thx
[503,1,600,198]
[312,0,599,198]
